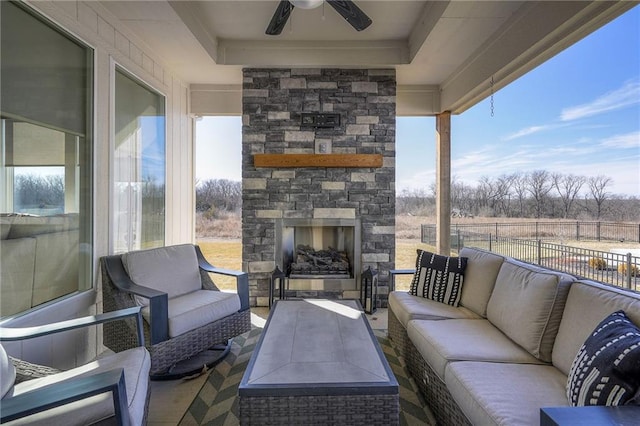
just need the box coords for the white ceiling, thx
[101,0,636,114]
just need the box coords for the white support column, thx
[435,112,451,255]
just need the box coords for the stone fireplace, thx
[242,68,396,307]
[276,218,361,291]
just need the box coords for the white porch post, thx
[435,112,451,255]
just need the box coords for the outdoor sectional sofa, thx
[0,213,79,316]
[389,246,640,425]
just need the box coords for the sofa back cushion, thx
[487,259,574,362]
[458,247,505,317]
[0,215,13,239]
[122,244,201,306]
[1,238,36,316]
[553,280,640,375]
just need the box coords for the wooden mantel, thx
[253,153,383,168]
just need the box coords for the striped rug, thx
[179,328,435,425]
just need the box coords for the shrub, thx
[588,257,607,270]
[617,263,640,277]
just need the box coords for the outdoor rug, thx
[179,327,435,425]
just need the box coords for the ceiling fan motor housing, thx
[290,0,323,10]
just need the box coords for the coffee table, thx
[238,299,399,425]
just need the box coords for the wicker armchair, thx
[0,307,150,425]
[101,244,251,378]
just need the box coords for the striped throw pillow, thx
[409,249,467,307]
[567,310,640,406]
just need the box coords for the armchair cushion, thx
[123,244,202,306]
[1,344,16,398]
[143,290,241,338]
[6,346,150,425]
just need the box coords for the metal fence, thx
[421,222,640,291]
[422,221,640,243]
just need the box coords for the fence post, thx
[598,222,601,242]
[535,222,539,240]
[537,240,542,265]
[489,233,492,251]
[626,253,633,290]
[495,223,498,240]
[576,221,580,241]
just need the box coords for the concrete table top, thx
[239,299,397,396]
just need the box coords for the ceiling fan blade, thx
[327,0,372,32]
[266,0,294,35]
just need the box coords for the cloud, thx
[560,79,640,121]
[503,125,551,141]
[600,131,640,149]
[503,122,573,141]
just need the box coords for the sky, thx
[196,6,640,196]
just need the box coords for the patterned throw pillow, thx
[567,310,640,406]
[409,249,467,307]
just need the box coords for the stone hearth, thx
[242,68,396,307]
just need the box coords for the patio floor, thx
[147,306,389,425]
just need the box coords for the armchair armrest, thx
[389,269,416,292]
[0,307,144,347]
[195,245,250,311]
[103,256,169,345]
[0,368,130,426]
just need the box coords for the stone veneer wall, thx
[242,68,396,307]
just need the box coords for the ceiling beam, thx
[216,40,408,66]
[397,85,440,116]
[169,1,220,63]
[407,1,450,62]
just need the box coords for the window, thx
[1,1,93,317]
[113,69,166,253]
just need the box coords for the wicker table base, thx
[239,300,399,426]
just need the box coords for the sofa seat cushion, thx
[407,319,544,380]
[8,346,150,426]
[458,247,505,318]
[389,291,480,327]
[553,280,640,376]
[123,244,202,307]
[487,259,574,362]
[142,290,241,338]
[446,361,568,426]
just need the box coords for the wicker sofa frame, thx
[387,307,410,359]
[402,319,471,426]
[101,245,251,376]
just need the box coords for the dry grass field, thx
[198,214,639,292]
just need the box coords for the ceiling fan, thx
[266,0,372,36]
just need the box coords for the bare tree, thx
[397,187,433,215]
[512,172,528,217]
[552,173,586,219]
[493,174,515,216]
[526,170,553,218]
[196,179,242,214]
[587,175,612,220]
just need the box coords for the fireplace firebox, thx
[275,218,361,291]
